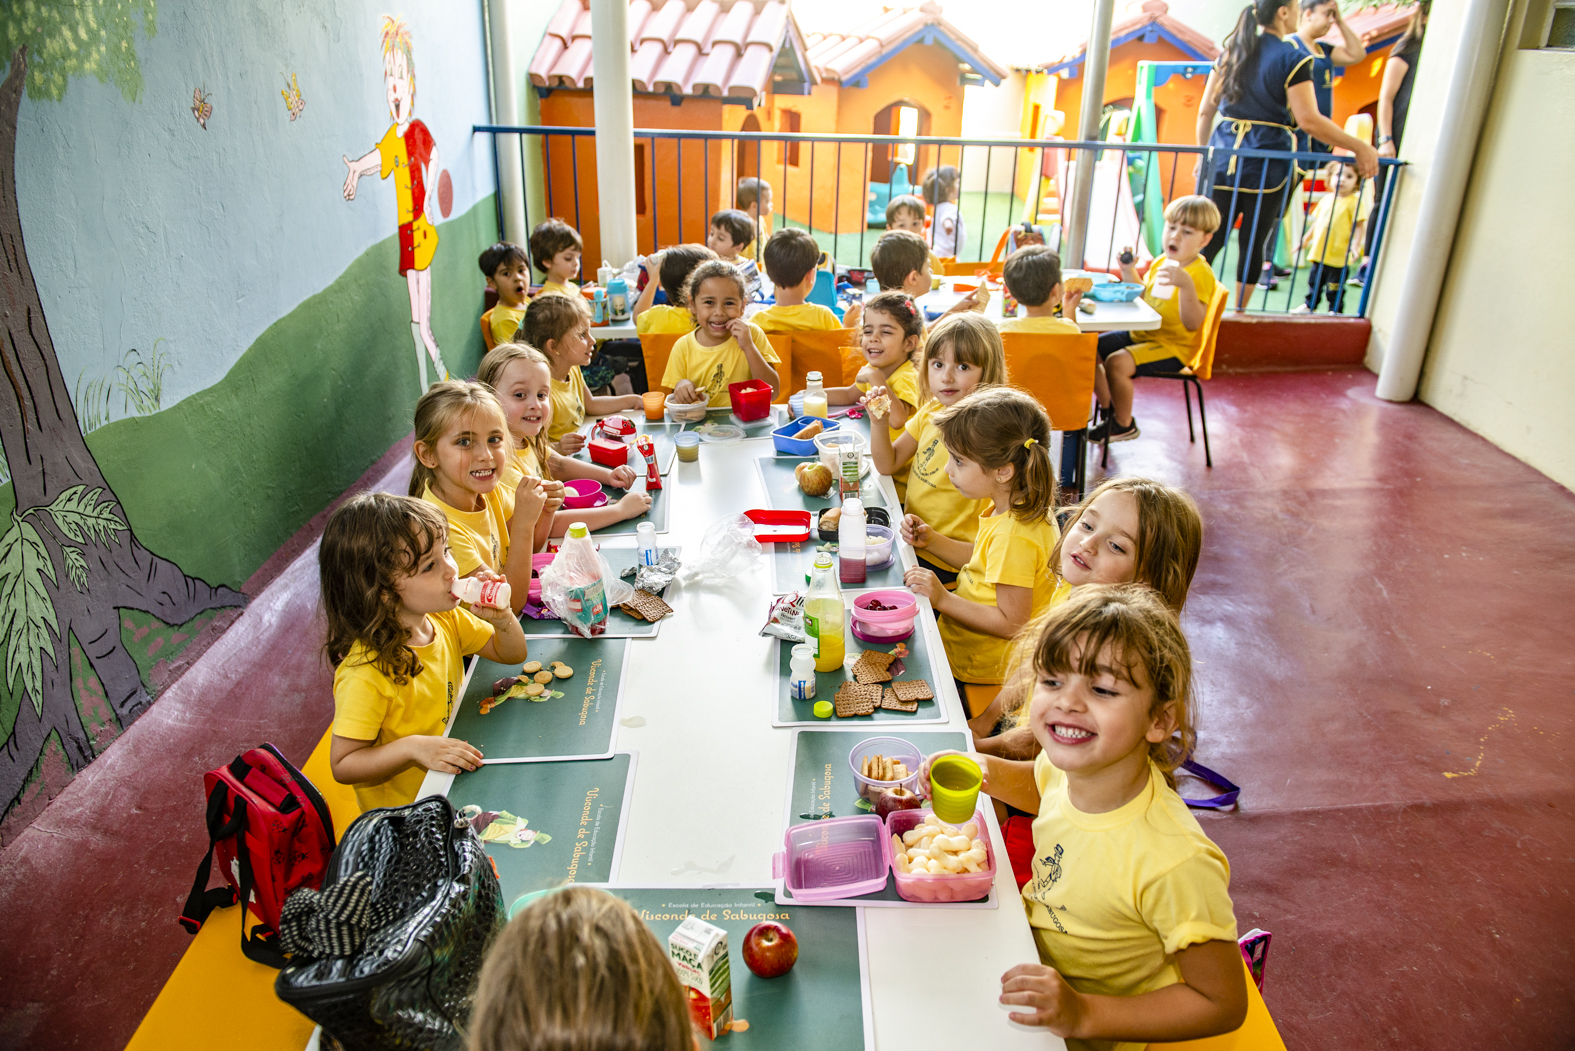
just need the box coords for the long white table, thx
[419,431,1059,1051]
[919,276,1163,333]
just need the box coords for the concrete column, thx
[590,0,639,267]
[1375,0,1511,402]
[487,0,527,245]
[1062,0,1116,270]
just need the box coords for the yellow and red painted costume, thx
[377,120,438,274]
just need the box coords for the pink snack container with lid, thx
[772,815,887,902]
[883,807,996,903]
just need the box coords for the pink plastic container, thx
[772,815,888,902]
[848,590,919,641]
[561,478,604,508]
[528,552,555,603]
[883,808,996,903]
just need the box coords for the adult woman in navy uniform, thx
[1195,0,1378,308]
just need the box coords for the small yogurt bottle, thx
[789,644,817,701]
[453,577,511,610]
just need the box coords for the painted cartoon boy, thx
[342,15,447,388]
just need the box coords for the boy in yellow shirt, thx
[529,218,583,298]
[886,194,946,276]
[753,228,862,333]
[1293,161,1371,314]
[870,229,933,300]
[1090,196,1220,444]
[735,176,773,261]
[479,242,531,347]
[708,209,761,296]
[633,243,715,334]
[997,246,1085,334]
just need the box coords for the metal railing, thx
[475,124,1404,318]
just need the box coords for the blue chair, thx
[807,270,840,318]
[866,163,913,227]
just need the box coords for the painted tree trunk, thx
[0,48,246,812]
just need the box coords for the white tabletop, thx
[591,320,638,341]
[918,277,1162,334]
[421,431,1058,1051]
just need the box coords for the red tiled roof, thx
[528,0,812,103]
[1036,0,1220,71]
[806,1,1008,85]
[1320,3,1417,49]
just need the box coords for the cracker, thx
[833,682,880,717]
[881,690,919,713]
[857,649,897,670]
[851,649,895,684]
[890,679,934,702]
[620,589,674,622]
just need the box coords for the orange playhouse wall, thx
[537,92,727,264]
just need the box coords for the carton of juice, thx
[669,916,734,1039]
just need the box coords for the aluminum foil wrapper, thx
[618,549,681,595]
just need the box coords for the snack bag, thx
[540,523,633,637]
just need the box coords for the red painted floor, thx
[1,371,1572,1050]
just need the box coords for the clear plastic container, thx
[838,498,867,585]
[847,736,923,798]
[772,815,888,902]
[883,807,996,903]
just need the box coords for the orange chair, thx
[640,331,792,402]
[480,308,498,351]
[940,259,1003,278]
[1000,331,1099,497]
[1100,283,1230,470]
[787,328,862,392]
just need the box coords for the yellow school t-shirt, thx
[997,314,1081,335]
[902,401,986,573]
[1306,185,1374,267]
[753,303,844,332]
[537,279,579,299]
[422,485,510,577]
[332,608,495,812]
[489,303,526,346]
[1128,257,1218,367]
[635,304,695,335]
[661,323,780,406]
[549,366,591,443]
[1024,755,1237,1051]
[495,444,546,521]
[939,506,1059,684]
[874,360,921,501]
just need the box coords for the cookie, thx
[857,649,897,670]
[533,670,555,685]
[554,666,574,678]
[523,661,542,674]
[621,589,674,622]
[833,682,881,718]
[851,650,895,685]
[890,679,934,702]
[524,682,545,698]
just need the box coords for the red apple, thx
[741,921,798,978]
[874,786,923,821]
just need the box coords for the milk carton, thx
[669,916,734,1039]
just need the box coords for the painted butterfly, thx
[190,86,212,130]
[281,73,305,121]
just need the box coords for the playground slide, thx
[1061,151,1153,273]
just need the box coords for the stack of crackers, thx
[881,679,934,713]
[619,589,673,623]
[829,649,932,717]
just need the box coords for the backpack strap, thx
[232,812,288,969]
[179,784,243,934]
[1179,759,1241,810]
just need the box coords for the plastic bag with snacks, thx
[760,592,807,643]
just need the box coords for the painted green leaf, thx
[1,0,159,104]
[62,545,88,593]
[43,485,126,546]
[0,518,61,715]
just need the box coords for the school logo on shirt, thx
[913,434,944,485]
[704,363,729,404]
[1025,843,1067,932]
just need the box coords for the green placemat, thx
[451,637,629,761]
[753,456,888,514]
[600,888,869,1051]
[780,730,986,907]
[770,538,905,595]
[580,478,671,535]
[773,594,944,726]
[448,754,635,902]
[684,405,787,439]
[524,546,678,638]
[569,417,682,474]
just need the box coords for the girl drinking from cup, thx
[868,312,1007,585]
[477,343,652,537]
[903,387,1060,689]
[922,585,1246,1049]
[661,260,781,406]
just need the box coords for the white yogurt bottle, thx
[453,577,511,610]
[789,644,817,700]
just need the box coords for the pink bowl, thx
[561,478,603,508]
[849,590,918,624]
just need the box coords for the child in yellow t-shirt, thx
[707,209,762,295]
[411,381,552,611]
[324,493,528,812]
[632,244,715,334]
[886,195,946,280]
[529,218,583,298]
[661,261,781,406]
[903,387,1061,686]
[734,176,772,261]
[867,313,1007,583]
[476,343,653,538]
[479,241,531,347]
[523,294,643,453]
[1093,195,1221,445]
[997,245,1085,335]
[1295,161,1371,314]
[824,291,922,499]
[754,228,862,333]
[921,586,1245,1050]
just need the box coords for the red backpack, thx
[179,743,336,966]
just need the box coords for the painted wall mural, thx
[0,1,495,838]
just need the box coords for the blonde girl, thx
[922,585,1245,1049]
[477,343,653,536]
[470,886,693,1051]
[524,295,643,454]
[323,494,527,812]
[410,380,546,611]
[868,312,1007,583]
[661,260,781,406]
[904,387,1060,687]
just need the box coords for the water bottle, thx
[804,553,845,673]
[838,498,867,585]
[592,287,607,324]
[803,371,828,421]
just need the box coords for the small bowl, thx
[849,590,919,641]
[664,394,710,422]
[561,478,603,508]
[815,430,868,478]
[817,506,889,542]
[884,807,996,903]
[864,525,894,568]
[1088,282,1145,303]
[848,736,923,799]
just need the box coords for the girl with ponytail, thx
[1196,0,1378,307]
[902,386,1061,687]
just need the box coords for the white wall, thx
[960,77,1027,194]
[1367,0,1575,490]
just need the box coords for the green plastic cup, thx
[929,755,982,824]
